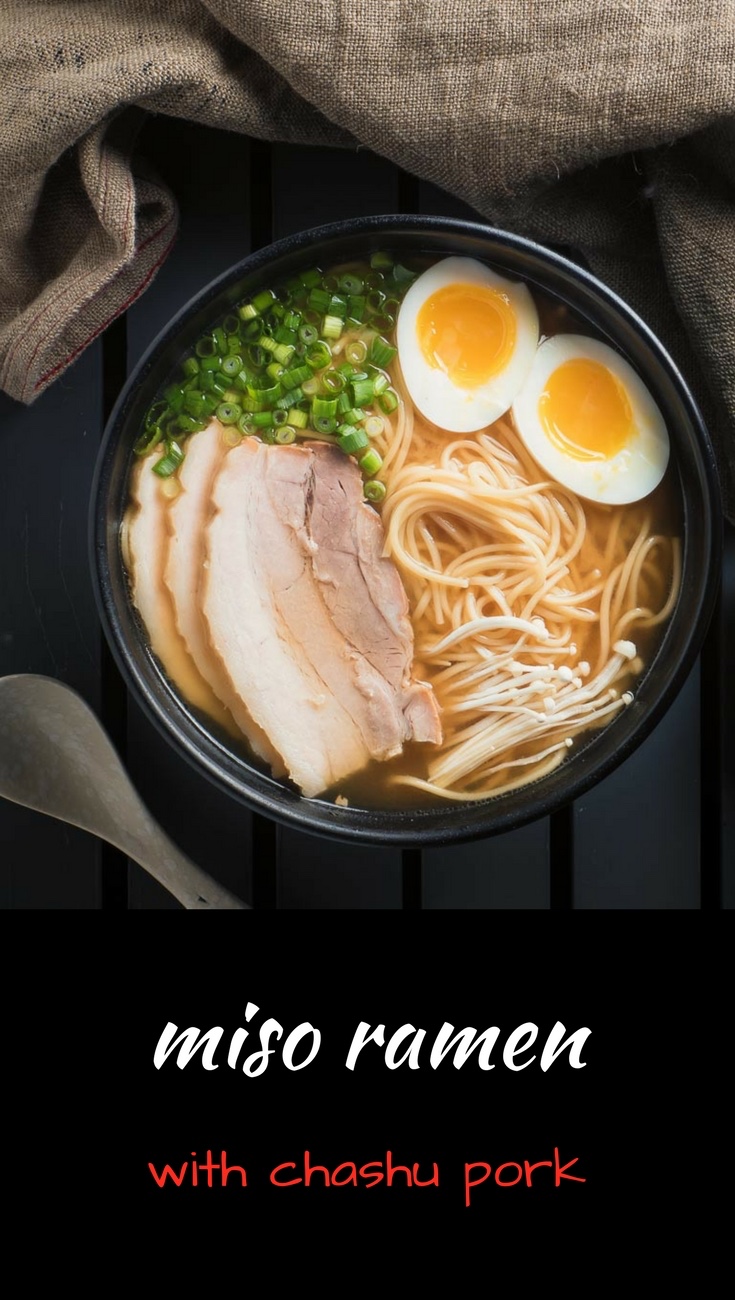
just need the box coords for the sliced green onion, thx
[299,323,318,346]
[336,391,352,415]
[328,294,347,320]
[314,415,338,434]
[238,302,260,321]
[323,273,339,293]
[322,314,343,340]
[339,273,364,295]
[199,354,223,372]
[182,356,199,378]
[367,290,386,314]
[145,400,168,426]
[312,395,338,420]
[223,313,240,333]
[153,439,185,478]
[287,408,308,429]
[364,415,384,437]
[351,377,374,406]
[272,409,289,426]
[273,343,296,365]
[134,425,164,455]
[266,362,285,382]
[237,414,257,435]
[281,364,312,391]
[276,386,303,408]
[252,411,275,428]
[175,413,205,433]
[276,426,297,445]
[347,295,366,322]
[302,376,320,396]
[321,370,346,394]
[308,287,331,312]
[216,402,242,425]
[370,336,397,368]
[345,339,368,366]
[248,382,282,404]
[183,391,208,418]
[378,387,399,414]
[342,407,365,426]
[300,267,322,289]
[370,251,393,270]
[359,448,383,476]
[369,369,389,396]
[195,337,218,357]
[364,479,387,503]
[391,263,416,285]
[164,383,185,411]
[284,310,302,331]
[213,327,227,353]
[338,427,370,454]
[220,354,243,377]
[305,341,332,370]
[252,289,276,313]
[274,326,297,346]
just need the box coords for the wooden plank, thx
[721,523,735,908]
[277,827,402,909]
[122,118,255,908]
[0,346,104,908]
[423,822,550,909]
[573,666,701,909]
[270,143,404,907]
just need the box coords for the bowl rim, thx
[90,214,723,846]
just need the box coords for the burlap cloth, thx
[2,2,734,518]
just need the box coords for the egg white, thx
[511,334,670,505]
[396,257,539,433]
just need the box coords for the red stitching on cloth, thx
[21,154,149,389]
[35,226,176,389]
[5,148,118,385]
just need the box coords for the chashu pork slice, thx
[164,421,283,773]
[300,442,441,745]
[203,440,441,797]
[124,455,233,731]
[204,441,372,796]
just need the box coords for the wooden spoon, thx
[0,674,249,909]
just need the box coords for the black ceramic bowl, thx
[91,215,722,846]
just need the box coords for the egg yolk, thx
[417,282,516,388]
[539,358,633,461]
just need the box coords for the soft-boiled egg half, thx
[512,335,670,504]
[396,257,539,432]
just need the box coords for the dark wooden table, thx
[1,118,732,909]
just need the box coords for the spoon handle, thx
[123,819,249,910]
